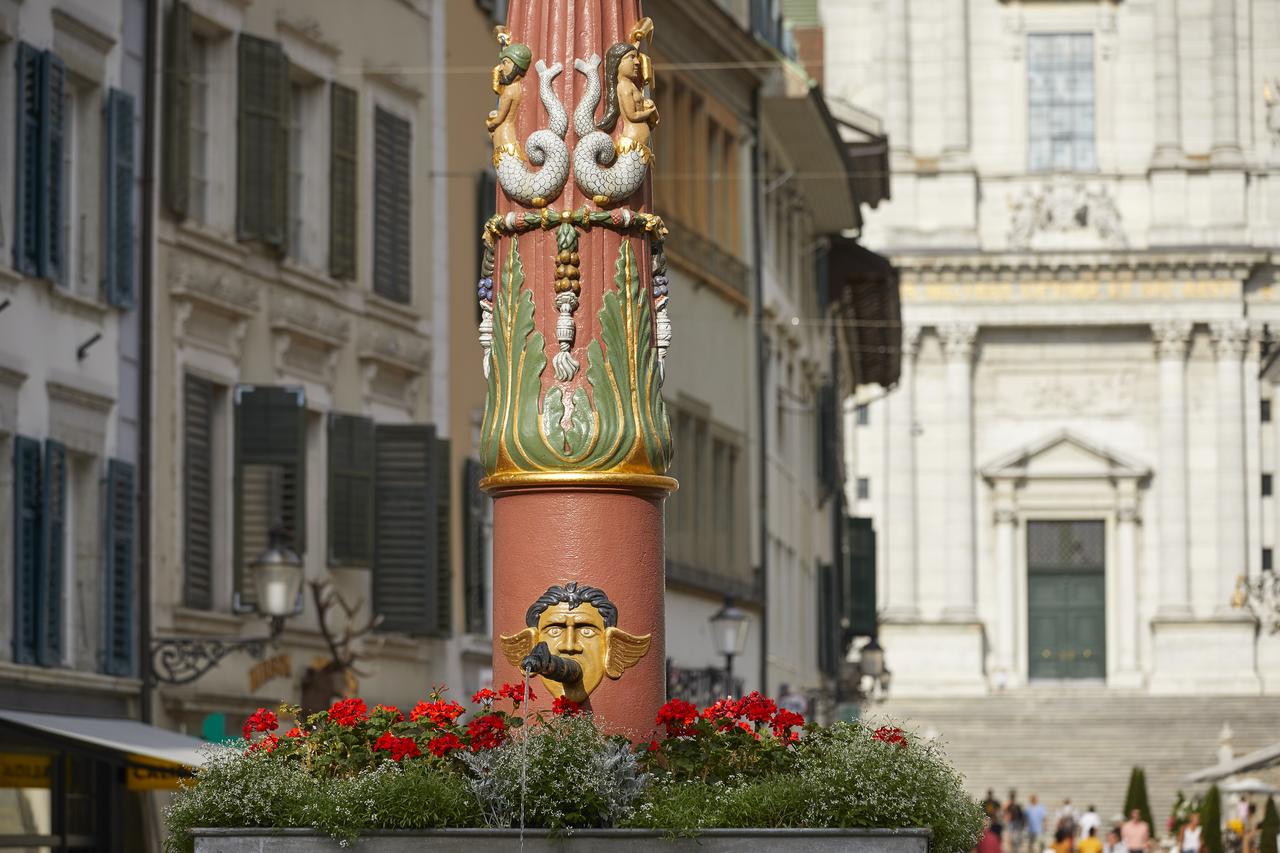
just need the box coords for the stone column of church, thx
[992,480,1018,682]
[479,0,672,738]
[1151,0,1182,167]
[885,0,912,157]
[1115,479,1140,678]
[1212,319,1249,612]
[1153,320,1191,615]
[884,325,921,619]
[1245,326,1263,577]
[941,322,978,618]
[941,0,970,161]
[1210,0,1242,164]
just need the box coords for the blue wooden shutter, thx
[12,436,42,664]
[13,43,42,276]
[38,440,67,665]
[103,460,136,675]
[104,89,136,307]
[372,424,441,634]
[40,51,67,285]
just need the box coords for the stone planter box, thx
[195,827,932,852]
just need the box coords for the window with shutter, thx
[39,440,67,666]
[42,51,67,287]
[103,460,135,675]
[372,425,444,634]
[234,384,306,610]
[14,43,43,276]
[162,0,192,218]
[327,413,374,567]
[434,437,452,637]
[373,106,411,303]
[236,34,289,249]
[184,374,215,609]
[462,458,488,635]
[104,89,136,307]
[817,561,836,677]
[843,516,877,639]
[12,436,42,664]
[329,83,358,280]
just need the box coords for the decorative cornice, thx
[1152,319,1193,358]
[46,379,114,414]
[170,259,260,319]
[51,7,117,55]
[939,322,978,358]
[270,294,350,347]
[891,250,1268,285]
[1210,318,1250,359]
[275,14,341,58]
[358,327,430,374]
[901,323,922,358]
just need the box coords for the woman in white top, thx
[1179,812,1204,853]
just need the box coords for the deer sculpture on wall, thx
[300,579,383,716]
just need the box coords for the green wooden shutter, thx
[328,83,357,280]
[13,42,42,276]
[234,384,306,609]
[844,516,877,638]
[817,561,837,677]
[41,51,66,286]
[373,425,442,634]
[817,382,839,501]
[236,34,289,249]
[12,436,42,664]
[372,106,411,303]
[327,412,374,567]
[433,437,452,637]
[162,0,192,218]
[103,460,135,676]
[39,440,67,666]
[183,374,214,609]
[104,88,136,307]
[462,458,487,634]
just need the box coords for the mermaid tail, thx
[572,54,649,205]
[495,60,569,208]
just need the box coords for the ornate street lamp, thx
[709,596,750,692]
[855,637,891,701]
[150,526,303,685]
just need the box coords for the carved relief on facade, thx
[993,370,1137,418]
[1007,180,1126,250]
[269,294,351,384]
[169,254,258,357]
[358,325,430,411]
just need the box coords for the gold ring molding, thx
[480,471,678,495]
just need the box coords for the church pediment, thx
[980,429,1150,480]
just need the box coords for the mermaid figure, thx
[486,34,568,208]
[573,22,658,206]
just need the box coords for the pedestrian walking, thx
[1026,794,1048,853]
[1079,806,1102,841]
[1057,800,1079,839]
[1178,812,1204,853]
[1121,808,1151,853]
[980,822,1005,853]
[1006,790,1028,853]
[1104,828,1123,853]
[1054,827,1075,853]
[1079,827,1103,853]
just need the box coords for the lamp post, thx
[855,636,891,702]
[149,526,303,685]
[709,596,751,694]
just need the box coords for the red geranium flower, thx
[647,740,661,752]
[739,692,777,724]
[248,733,280,753]
[655,698,698,736]
[771,708,805,738]
[466,713,508,750]
[410,699,466,727]
[551,696,582,717]
[372,704,404,722]
[285,727,305,739]
[328,697,369,727]
[498,682,535,705]
[373,731,421,761]
[427,733,465,757]
[242,708,279,740]
[471,688,499,706]
[872,725,908,748]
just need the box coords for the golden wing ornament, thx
[603,627,651,679]
[499,627,537,669]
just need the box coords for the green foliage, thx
[1201,784,1224,853]
[1124,767,1154,830]
[627,722,984,853]
[462,714,645,830]
[1259,796,1279,853]
[1170,790,1204,836]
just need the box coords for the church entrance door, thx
[1027,520,1106,680]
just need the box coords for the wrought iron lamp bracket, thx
[149,617,285,685]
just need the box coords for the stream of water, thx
[518,667,531,851]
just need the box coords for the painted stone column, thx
[1153,320,1191,616]
[884,324,921,619]
[1115,479,1140,679]
[1151,0,1182,167]
[478,0,673,738]
[992,481,1018,683]
[1212,319,1249,613]
[941,322,978,618]
[1210,0,1242,165]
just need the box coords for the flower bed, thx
[165,688,983,853]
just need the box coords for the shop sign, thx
[0,753,52,788]
[126,757,190,791]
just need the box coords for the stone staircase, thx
[871,690,1280,831]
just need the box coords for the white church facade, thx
[822,0,1280,700]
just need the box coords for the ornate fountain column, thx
[477,0,674,738]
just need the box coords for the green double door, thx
[1027,520,1106,680]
